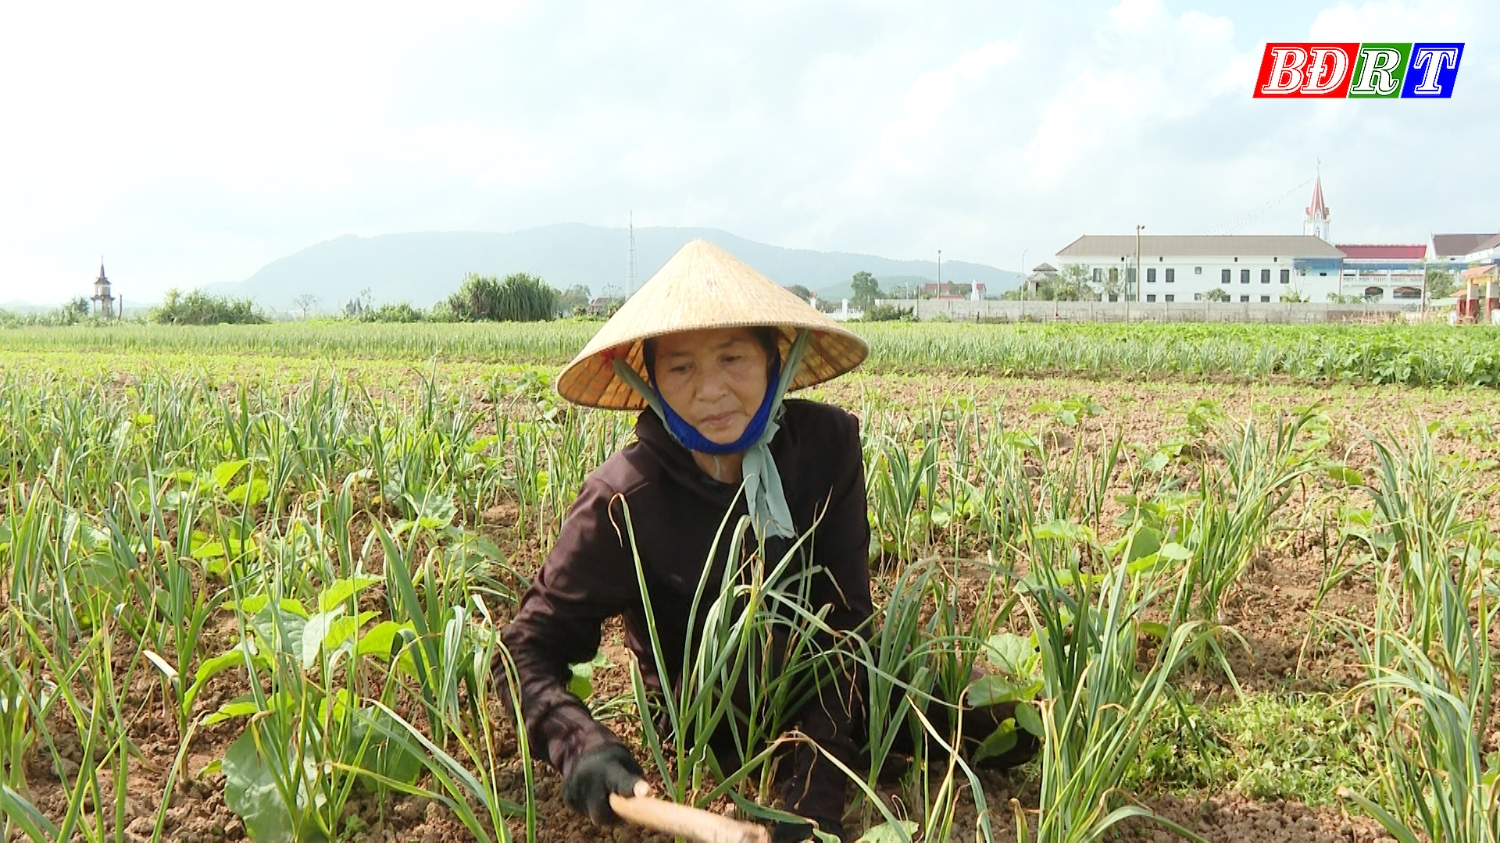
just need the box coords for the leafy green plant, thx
[852,557,1017,840]
[865,433,940,564]
[858,303,916,322]
[1335,433,1498,841]
[151,288,267,325]
[1029,394,1104,428]
[1162,408,1319,627]
[1012,523,1221,843]
[0,628,54,842]
[1342,633,1499,841]
[1354,430,1487,661]
[446,272,559,322]
[619,502,837,813]
[211,584,405,828]
[4,613,143,843]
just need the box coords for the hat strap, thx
[740,329,810,541]
[612,357,666,418]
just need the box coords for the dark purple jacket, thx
[499,399,873,822]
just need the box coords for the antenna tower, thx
[626,212,637,297]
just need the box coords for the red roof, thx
[919,282,975,293]
[1336,244,1426,259]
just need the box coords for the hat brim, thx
[554,240,870,410]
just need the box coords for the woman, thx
[499,240,869,841]
[497,241,1026,842]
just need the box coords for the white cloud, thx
[1109,0,1163,32]
[1309,0,1473,40]
[870,39,1020,177]
[0,1,1494,304]
[1025,0,1245,186]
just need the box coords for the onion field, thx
[2,320,1498,387]
[1,321,1497,843]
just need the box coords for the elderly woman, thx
[498,241,1026,842]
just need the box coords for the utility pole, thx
[937,249,943,298]
[1134,224,1145,302]
[626,212,637,298]
[1021,248,1028,300]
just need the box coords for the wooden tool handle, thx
[609,785,770,843]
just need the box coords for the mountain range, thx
[204,224,1021,311]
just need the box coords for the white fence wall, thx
[880,299,1420,324]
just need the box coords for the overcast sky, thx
[1,0,1494,304]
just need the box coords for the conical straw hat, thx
[557,239,870,409]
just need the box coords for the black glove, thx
[772,816,847,843]
[561,744,644,825]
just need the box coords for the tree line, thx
[2,271,601,327]
[336,273,609,323]
[7,263,1469,328]
[150,272,593,325]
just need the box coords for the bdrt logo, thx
[1254,43,1463,98]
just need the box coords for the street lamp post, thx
[1134,224,1145,302]
[1421,260,1429,315]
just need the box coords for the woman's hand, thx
[562,744,645,825]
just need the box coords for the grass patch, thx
[1130,692,1379,806]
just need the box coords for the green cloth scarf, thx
[612,329,811,543]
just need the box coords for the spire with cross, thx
[1303,165,1330,242]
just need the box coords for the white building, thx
[1055,234,1344,303]
[1054,176,1353,303]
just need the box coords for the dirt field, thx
[6,367,1497,843]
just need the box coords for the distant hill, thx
[1,300,48,313]
[206,224,1020,310]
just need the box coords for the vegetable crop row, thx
[1,364,1495,842]
[3,321,1498,388]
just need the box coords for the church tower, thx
[92,261,115,318]
[1303,173,1330,242]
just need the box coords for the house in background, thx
[916,281,984,300]
[1026,263,1058,297]
[1430,231,1500,283]
[1465,233,1499,266]
[585,295,621,316]
[1430,232,1499,267]
[1335,244,1427,301]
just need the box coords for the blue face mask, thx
[643,341,782,456]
